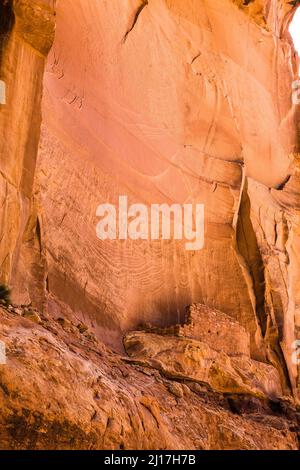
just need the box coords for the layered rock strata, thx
[1,0,300,450]
[0,305,299,450]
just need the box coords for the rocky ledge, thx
[0,303,299,450]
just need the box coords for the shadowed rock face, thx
[1,0,300,449]
[36,0,299,380]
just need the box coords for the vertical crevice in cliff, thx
[0,0,14,285]
[289,4,300,57]
[236,179,292,394]
[236,179,268,337]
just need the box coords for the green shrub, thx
[0,284,11,306]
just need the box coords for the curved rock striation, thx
[1,0,300,449]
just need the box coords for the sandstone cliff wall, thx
[1,0,300,449]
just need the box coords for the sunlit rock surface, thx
[1,0,300,449]
[0,306,299,450]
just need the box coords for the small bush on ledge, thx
[0,284,11,306]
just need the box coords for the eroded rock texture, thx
[1,0,300,450]
[0,0,56,309]
[0,305,299,450]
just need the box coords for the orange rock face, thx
[1,0,300,449]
